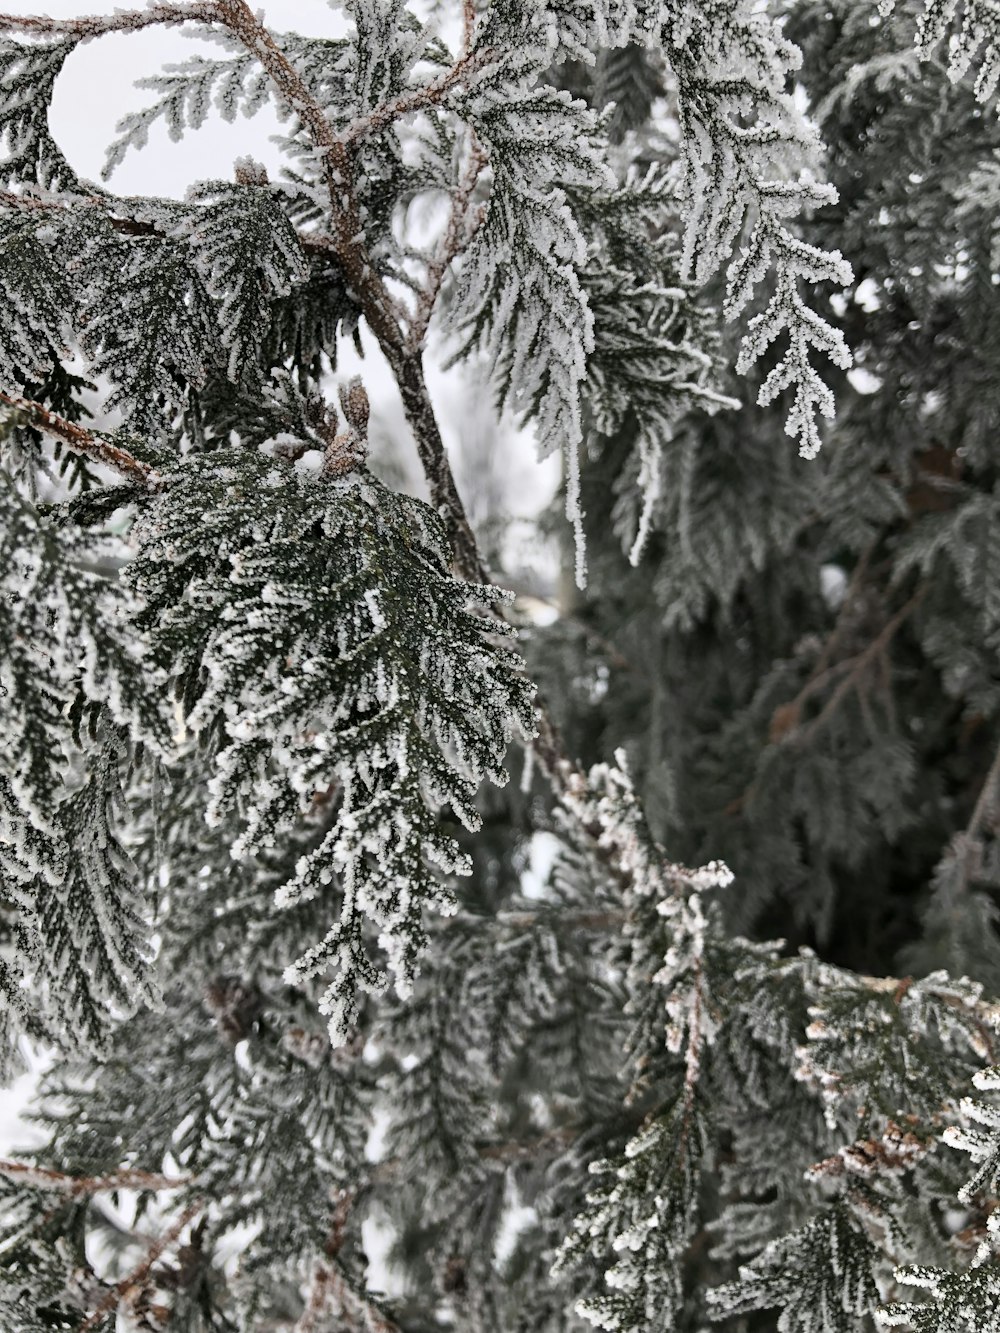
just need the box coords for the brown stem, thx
[462,0,477,55]
[341,46,498,147]
[389,351,486,583]
[965,735,1000,845]
[794,586,926,743]
[0,1159,187,1194]
[78,1201,202,1333]
[0,390,155,486]
[408,132,489,351]
[0,3,211,38]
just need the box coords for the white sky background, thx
[0,0,561,1153]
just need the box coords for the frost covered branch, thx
[208,0,485,582]
[0,390,155,485]
[77,1201,202,1333]
[0,1159,189,1194]
[0,0,486,577]
[0,2,212,39]
[408,132,489,351]
[666,1,854,456]
[340,44,499,147]
[880,0,1000,106]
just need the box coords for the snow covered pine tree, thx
[1,0,1000,1328]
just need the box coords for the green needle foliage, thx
[1,2,1000,1330]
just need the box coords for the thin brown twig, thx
[0,390,155,486]
[0,1159,188,1194]
[0,3,211,39]
[340,45,498,147]
[794,585,926,743]
[462,0,477,55]
[727,584,925,819]
[295,1195,402,1333]
[408,132,489,350]
[78,1200,202,1333]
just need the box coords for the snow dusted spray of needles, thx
[2,1,1000,1329]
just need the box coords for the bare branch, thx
[794,586,926,743]
[0,2,213,40]
[408,132,489,351]
[340,46,499,148]
[462,0,477,56]
[0,390,156,487]
[78,1201,202,1333]
[0,1158,188,1194]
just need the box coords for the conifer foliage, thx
[1,1,1000,1330]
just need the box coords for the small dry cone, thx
[234,156,269,186]
[321,376,369,479]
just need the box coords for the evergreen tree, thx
[1,2,1000,1331]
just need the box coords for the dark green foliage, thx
[0,39,77,191]
[710,1204,882,1332]
[127,448,534,1040]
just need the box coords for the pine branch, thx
[793,585,927,743]
[854,971,1000,1062]
[0,390,155,486]
[2,0,485,576]
[0,184,337,257]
